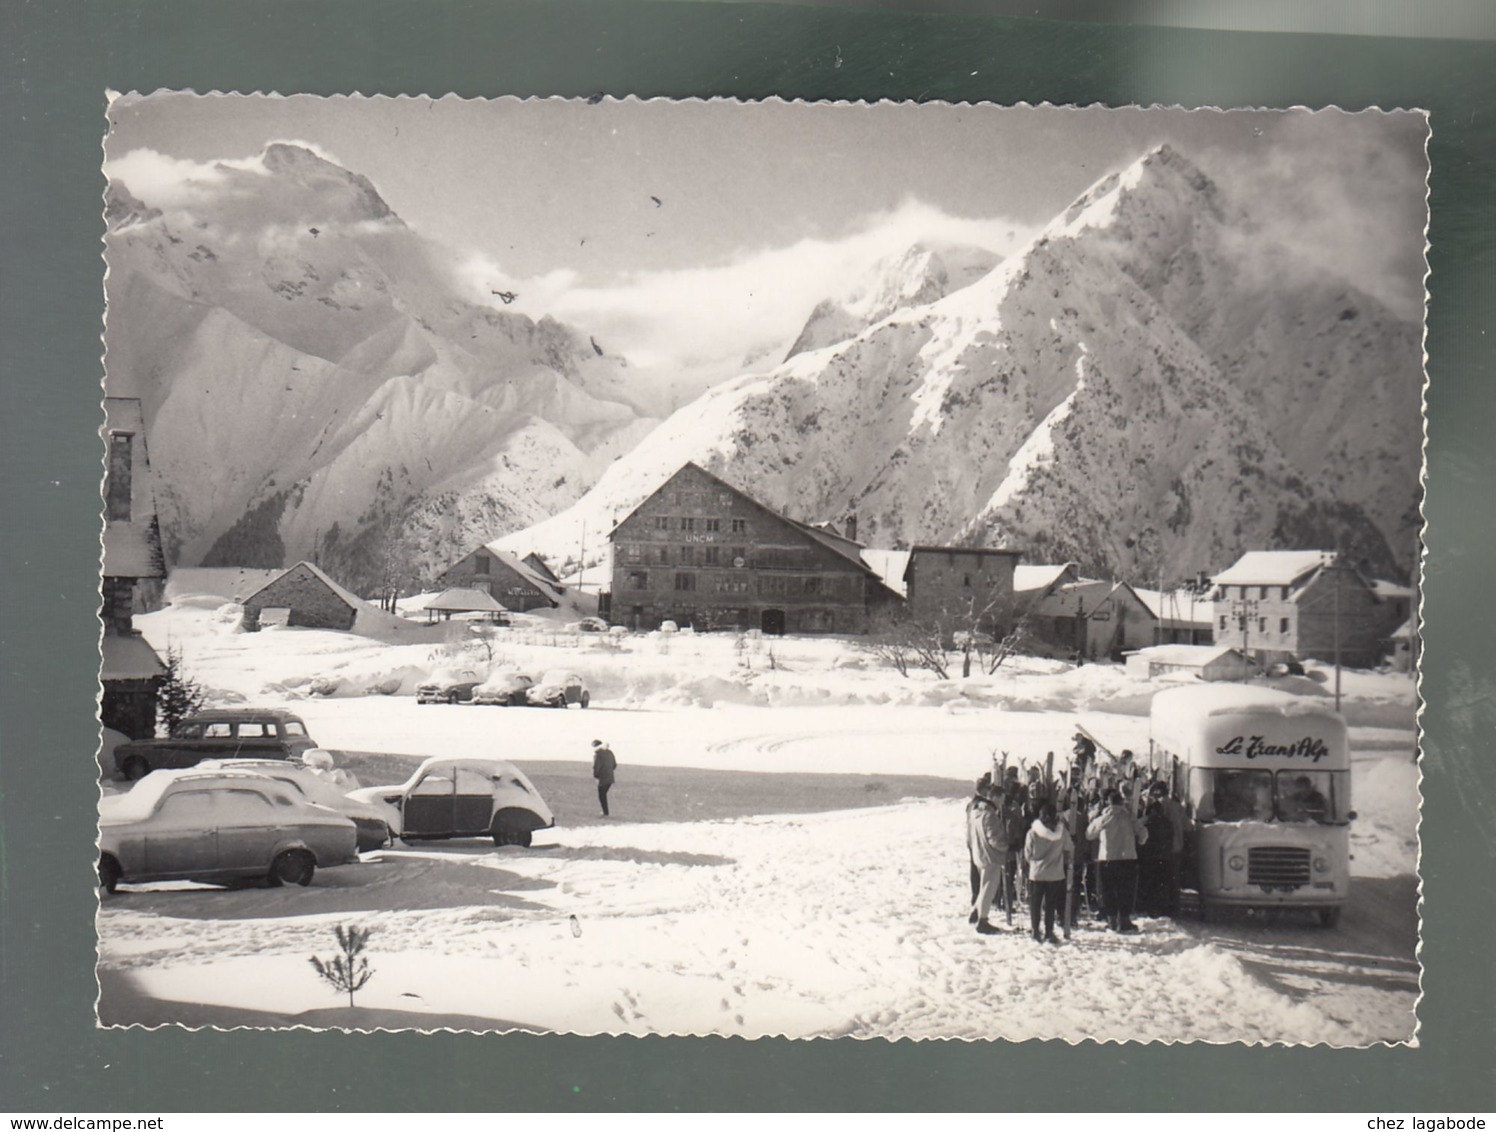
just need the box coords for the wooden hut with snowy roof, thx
[423,587,509,623]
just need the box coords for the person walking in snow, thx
[591,739,617,816]
[1087,788,1148,933]
[1023,802,1072,944]
[968,781,1008,935]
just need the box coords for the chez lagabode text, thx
[1215,735,1331,762]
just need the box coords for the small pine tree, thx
[309,924,376,1008]
[157,646,208,737]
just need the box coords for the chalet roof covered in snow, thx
[1014,563,1078,595]
[1388,617,1416,641]
[100,633,167,681]
[1126,643,1251,667]
[1212,550,1333,587]
[244,560,367,611]
[1134,587,1215,627]
[425,587,509,614]
[477,543,566,602]
[1372,580,1415,601]
[858,549,911,598]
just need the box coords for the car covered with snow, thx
[196,758,394,852]
[565,617,609,633]
[347,757,555,847]
[112,709,318,781]
[526,669,590,708]
[97,768,359,892]
[471,670,536,706]
[415,669,484,705]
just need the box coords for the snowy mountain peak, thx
[253,142,398,224]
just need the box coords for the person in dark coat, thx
[1138,783,1176,917]
[1086,789,1148,933]
[591,739,617,816]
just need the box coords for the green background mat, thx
[3,0,1493,1112]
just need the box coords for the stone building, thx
[1211,550,1399,668]
[241,561,365,632]
[1026,577,1155,661]
[436,545,563,613]
[608,462,903,634]
[902,546,1021,639]
[99,397,167,740]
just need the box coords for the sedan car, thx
[112,709,317,781]
[347,757,555,847]
[196,758,393,852]
[471,670,536,706]
[415,670,484,705]
[97,769,359,892]
[526,669,591,709]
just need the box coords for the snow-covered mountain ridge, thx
[105,143,659,590]
[506,145,1422,586]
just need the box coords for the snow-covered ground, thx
[97,581,1420,1044]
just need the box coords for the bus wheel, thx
[1317,906,1342,929]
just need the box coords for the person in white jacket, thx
[967,783,1008,935]
[1023,803,1073,944]
[1086,789,1148,933]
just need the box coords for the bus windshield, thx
[1191,768,1347,824]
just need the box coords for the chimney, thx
[846,512,858,542]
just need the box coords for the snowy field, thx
[96,584,1420,1044]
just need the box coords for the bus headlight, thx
[1313,857,1329,873]
[1227,854,1246,872]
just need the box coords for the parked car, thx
[565,617,609,633]
[471,670,536,706]
[112,709,317,781]
[97,768,359,892]
[348,757,555,847]
[526,669,590,708]
[416,669,484,705]
[197,758,393,852]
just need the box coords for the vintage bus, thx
[1148,684,1354,926]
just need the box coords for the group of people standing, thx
[965,753,1186,943]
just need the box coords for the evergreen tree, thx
[156,645,207,737]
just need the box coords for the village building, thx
[241,561,367,632]
[522,552,561,586]
[1124,644,1258,682]
[902,546,1022,639]
[607,463,903,634]
[99,397,167,740]
[435,544,564,613]
[1386,617,1418,673]
[1135,587,1216,646]
[1016,565,1154,661]
[1211,550,1399,668]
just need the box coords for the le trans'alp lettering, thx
[1215,734,1330,762]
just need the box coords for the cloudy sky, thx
[105,95,1429,397]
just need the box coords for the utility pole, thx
[1333,563,1343,713]
[1235,593,1259,681]
[1074,592,1086,668]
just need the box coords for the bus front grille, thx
[1247,846,1311,889]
